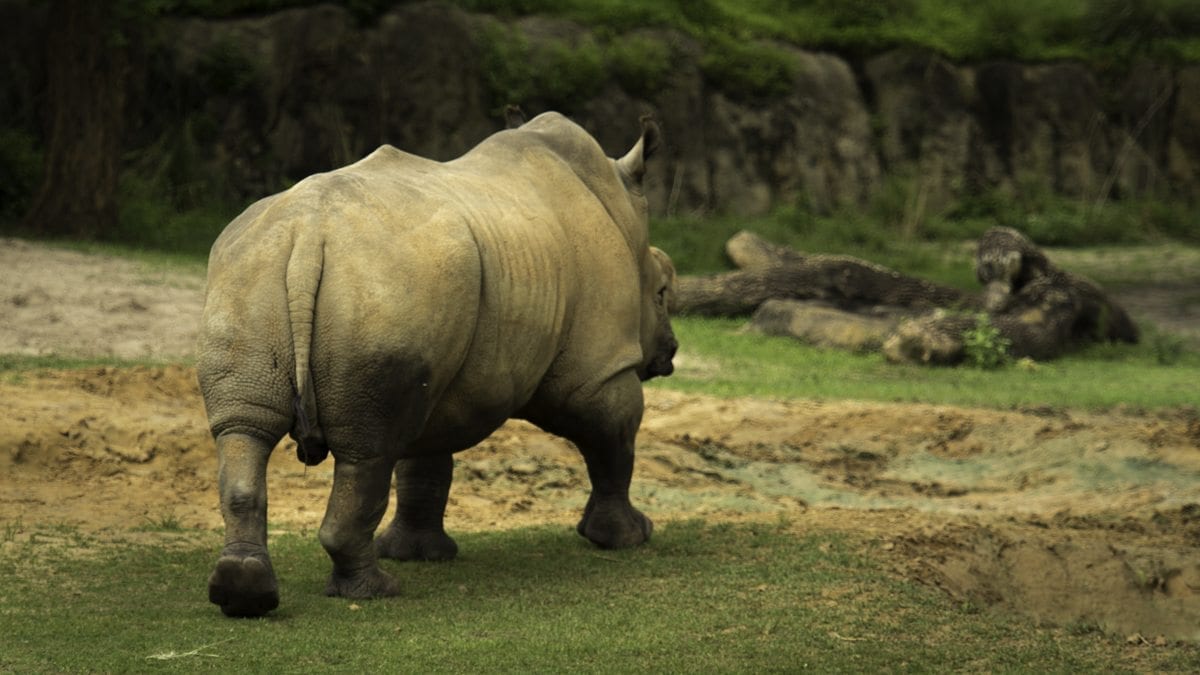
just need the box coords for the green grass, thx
[0,354,174,379]
[650,316,1200,410]
[1,520,1193,672]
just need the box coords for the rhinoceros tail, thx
[286,232,329,466]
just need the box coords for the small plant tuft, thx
[137,513,184,532]
[1151,332,1185,366]
[2,519,23,544]
[962,313,1012,370]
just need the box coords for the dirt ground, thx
[2,237,1198,643]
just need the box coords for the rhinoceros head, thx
[609,116,677,381]
[639,245,679,380]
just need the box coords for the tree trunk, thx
[23,0,129,238]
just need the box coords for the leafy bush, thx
[962,313,1012,370]
[700,35,797,101]
[115,173,231,255]
[477,24,606,112]
[606,34,674,98]
[1081,0,1200,58]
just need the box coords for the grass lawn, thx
[651,316,1200,411]
[2,520,1195,672]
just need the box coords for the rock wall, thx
[6,1,1199,217]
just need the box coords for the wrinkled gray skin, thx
[198,112,677,617]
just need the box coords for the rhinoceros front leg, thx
[319,456,401,599]
[576,428,654,549]
[533,371,653,549]
[375,454,458,562]
[208,433,279,618]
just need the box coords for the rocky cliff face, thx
[7,1,1198,218]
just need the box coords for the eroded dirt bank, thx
[2,366,1198,641]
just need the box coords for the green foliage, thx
[121,0,1200,66]
[114,173,232,256]
[700,35,797,101]
[1151,330,1186,366]
[2,522,1196,672]
[962,313,1012,370]
[477,24,606,112]
[606,35,674,98]
[0,128,41,225]
[1,519,20,544]
[194,38,260,96]
[1081,0,1200,60]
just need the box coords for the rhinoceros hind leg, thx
[319,455,400,599]
[376,454,458,561]
[209,433,279,616]
[208,546,279,617]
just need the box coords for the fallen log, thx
[674,228,1138,365]
[675,233,976,317]
[749,299,903,353]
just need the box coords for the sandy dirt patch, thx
[1,237,1198,642]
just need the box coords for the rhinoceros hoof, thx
[578,500,653,550]
[208,552,280,618]
[375,527,459,562]
[324,565,401,599]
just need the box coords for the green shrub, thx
[606,35,673,98]
[700,34,797,101]
[478,23,536,108]
[1081,0,1200,59]
[114,173,231,255]
[477,23,606,112]
[962,313,1012,370]
[194,38,259,96]
[536,38,606,109]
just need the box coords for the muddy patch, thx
[896,511,1200,643]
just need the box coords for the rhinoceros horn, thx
[616,114,661,183]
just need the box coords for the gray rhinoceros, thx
[197,112,677,617]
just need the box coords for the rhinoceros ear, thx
[617,114,661,184]
[504,104,527,129]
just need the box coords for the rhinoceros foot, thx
[375,526,458,562]
[577,495,654,549]
[324,564,400,600]
[208,547,279,618]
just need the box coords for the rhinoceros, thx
[197,112,677,617]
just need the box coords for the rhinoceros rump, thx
[197,112,676,617]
